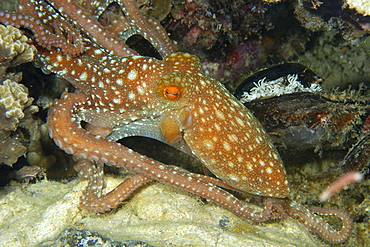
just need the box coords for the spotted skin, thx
[43,47,289,198]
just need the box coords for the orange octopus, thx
[0,0,352,244]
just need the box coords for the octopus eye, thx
[163,86,180,99]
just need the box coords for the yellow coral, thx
[0,78,29,119]
[0,24,36,74]
[0,25,38,165]
[0,25,37,131]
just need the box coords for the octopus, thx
[0,0,352,244]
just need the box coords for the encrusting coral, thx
[0,24,38,165]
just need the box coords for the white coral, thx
[346,0,370,16]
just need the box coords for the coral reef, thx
[166,0,269,84]
[0,0,368,245]
[0,24,37,166]
[0,24,73,177]
[0,76,32,130]
[0,128,26,165]
[297,31,370,89]
[141,0,172,22]
[294,0,370,42]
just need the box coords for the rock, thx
[0,176,322,247]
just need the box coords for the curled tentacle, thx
[0,11,84,56]
[271,198,352,244]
